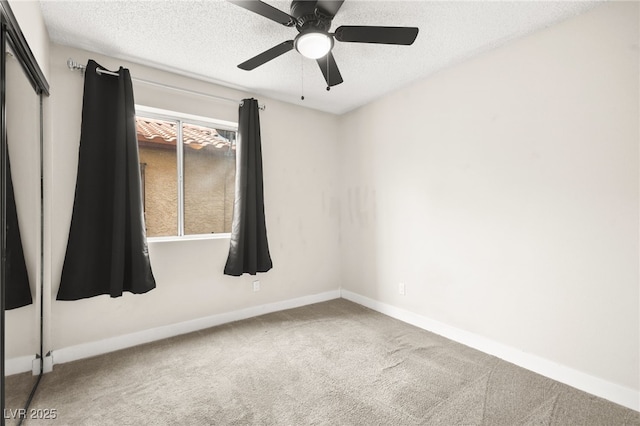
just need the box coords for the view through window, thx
[136,111,236,238]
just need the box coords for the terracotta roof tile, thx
[136,117,234,151]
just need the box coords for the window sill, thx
[147,233,231,243]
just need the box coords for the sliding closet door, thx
[3,41,42,423]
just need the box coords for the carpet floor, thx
[9,299,640,425]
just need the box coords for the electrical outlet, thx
[253,280,260,292]
[399,282,406,296]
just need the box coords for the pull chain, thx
[326,54,330,91]
[300,57,305,101]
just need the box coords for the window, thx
[135,106,237,238]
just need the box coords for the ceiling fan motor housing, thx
[290,0,332,32]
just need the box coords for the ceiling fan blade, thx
[334,26,419,45]
[238,41,294,70]
[315,0,345,17]
[228,0,295,26]
[316,52,344,87]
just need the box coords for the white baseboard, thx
[340,289,639,412]
[5,354,37,376]
[43,353,53,373]
[52,290,341,366]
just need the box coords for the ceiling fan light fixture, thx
[295,31,333,59]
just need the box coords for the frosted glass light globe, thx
[295,32,332,59]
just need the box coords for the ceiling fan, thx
[228,0,419,89]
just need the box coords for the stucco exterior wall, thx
[139,146,235,237]
[184,149,235,235]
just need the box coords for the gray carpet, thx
[14,299,640,425]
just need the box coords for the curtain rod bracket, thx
[67,58,85,73]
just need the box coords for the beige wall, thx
[339,1,639,393]
[48,43,342,350]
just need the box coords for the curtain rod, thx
[66,58,265,111]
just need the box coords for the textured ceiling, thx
[40,0,601,114]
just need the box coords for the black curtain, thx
[57,60,155,300]
[224,99,272,276]
[5,153,32,310]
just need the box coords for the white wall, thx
[339,0,639,396]
[47,44,342,350]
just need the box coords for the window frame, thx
[135,105,238,242]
